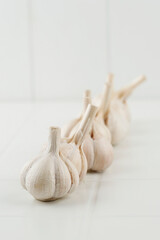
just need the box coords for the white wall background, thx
[0,0,159,101]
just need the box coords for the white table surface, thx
[0,100,160,240]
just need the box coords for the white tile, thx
[93,179,160,216]
[102,119,160,179]
[109,0,160,98]
[0,217,28,240]
[0,179,95,218]
[87,217,160,240]
[1,180,160,240]
[24,215,88,240]
[0,0,31,100]
[32,0,108,100]
[0,180,32,217]
[0,103,31,155]
[0,214,88,240]
[129,100,160,121]
[1,216,160,240]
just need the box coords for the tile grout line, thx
[106,0,111,72]
[27,0,36,102]
[0,214,160,218]
[85,174,103,238]
[1,177,160,181]
[76,179,101,239]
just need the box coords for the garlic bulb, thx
[104,74,146,145]
[83,116,113,172]
[62,79,114,172]
[60,104,97,179]
[20,127,79,201]
[20,104,97,201]
[85,76,114,172]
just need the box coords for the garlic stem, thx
[82,90,92,114]
[117,75,146,100]
[47,127,61,154]
[73,104,97,146]
[97,73,113,117]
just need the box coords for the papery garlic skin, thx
[60,141,82,176]
[92,138,113,172]
[83,119,114,172]
[20,127,79,201]
[106,99,131,145]
[60,140,88,181]
[82,136,94,170]
[78,146,88,180]
[20,156,39,190]
[61,104,97,180]
[25,153,71,201]
[103,74,145,145]
[59,153,79,193]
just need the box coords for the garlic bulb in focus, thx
[20,127,79,201]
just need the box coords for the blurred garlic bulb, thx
[20,127,79,201]
[106,98,130,145]
[104,74,146,145]
[62,79,114,172]
[114,75,146,100]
